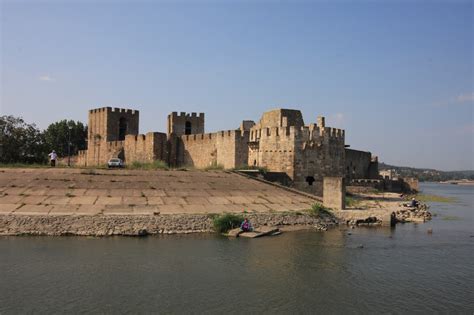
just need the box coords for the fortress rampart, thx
[76,107,377,197]
[178,130,249,169]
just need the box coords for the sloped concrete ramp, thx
[0,168,317,216]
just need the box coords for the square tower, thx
[167,112,204,137]
[88,107,139,143]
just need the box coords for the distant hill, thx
[379,163,474,182]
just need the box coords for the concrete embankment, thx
[0,168,331,236]
[0,213,335,236]
[0,168,429,236]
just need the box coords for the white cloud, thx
[456,92,474,103]
[39,75,54,81]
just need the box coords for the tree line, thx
[0,115,87,164]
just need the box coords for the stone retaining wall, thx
[0,212,335,236]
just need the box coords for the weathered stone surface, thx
[0,168,321,221]
[323,177,345,210]
[0,204,21,213]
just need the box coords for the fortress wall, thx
[124,132,167,163]
[249,126,296,176]
[292,126,346,196]
[234,130,250,167]
[179,130,248,169]
[180,132,217,168]
[345,149,372,181]
[85,140,125,166]
[215,130,249,169]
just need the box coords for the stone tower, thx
[167,112,204,137]
[88,107,139,143]
[86,107,139,165]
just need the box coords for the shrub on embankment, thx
[211,213,244,233]
[307,203,332,217]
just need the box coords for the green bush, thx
[212,213,244,233]
[307,203,331,217]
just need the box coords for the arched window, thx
[306,176,315,186]
[119,117,127,140]
[185,121,192,135]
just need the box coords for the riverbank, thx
[0,212,336,236]
[0,168,433,236]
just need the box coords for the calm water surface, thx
[1,183,473,313]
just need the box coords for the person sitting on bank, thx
[240,218,253,232]
[48,150,57,167]
[410,197,419,208]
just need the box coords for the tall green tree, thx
[43,120,87,157]
[0,115,48,163]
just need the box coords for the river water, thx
[1,183,473,313]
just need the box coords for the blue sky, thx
[1,0,472,171]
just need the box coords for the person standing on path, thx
[48,150,57,167]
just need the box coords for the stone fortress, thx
[77,107,379,196]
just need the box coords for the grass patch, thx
[416,194,456,203]
[345,196,360,207]
[307,203,332,217]
[128,160,169,170]
[212,213,244,233]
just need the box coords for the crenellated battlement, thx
[180,129,248,143]
[89,107,138,115]
[169,111,205,119]
[250,125,344,142]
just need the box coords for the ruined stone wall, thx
[178,130,248,169]
[167,112,204,137]
[124,132,167,164]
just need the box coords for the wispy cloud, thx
[39,75,54,81]
[456,92,474,103]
